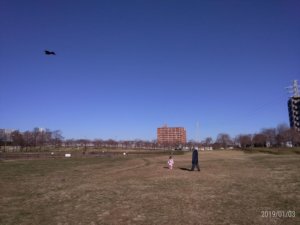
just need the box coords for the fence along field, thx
[0,150,299,225]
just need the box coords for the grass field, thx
[0,150,299,225]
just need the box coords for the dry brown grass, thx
[0,151,299,225]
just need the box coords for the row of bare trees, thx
[73,123,299,149]
[0,128,64,151]
[1,123,299,151]
[203,123,300,149]
[64,139,159,149]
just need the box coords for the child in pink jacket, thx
[167,156,174,170]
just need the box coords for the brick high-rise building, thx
[157,125,186,145]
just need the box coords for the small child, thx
[167,156,174,170]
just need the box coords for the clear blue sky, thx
[1,0,299,141]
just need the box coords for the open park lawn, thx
[0,150,299,225]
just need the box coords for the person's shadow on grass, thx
[179,167,191,171]
[163,167,195,171]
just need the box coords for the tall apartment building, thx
[288,97,300,132]
[287,80,300,132]
[157,125,186,145]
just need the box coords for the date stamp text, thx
[261,210,296,218]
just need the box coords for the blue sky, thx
[1,0,299,141]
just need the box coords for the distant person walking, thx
[168,156,174,170]
[191,147,200,171]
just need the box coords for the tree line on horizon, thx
[0,123,300,152]
[0,128,63,151]
[209,123,300,149]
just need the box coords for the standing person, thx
[191,147,200,171]
[168,156,174,170]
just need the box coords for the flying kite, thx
[44,50,56,55]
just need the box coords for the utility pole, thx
[286,80,300,97]
[195,121,200,144]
